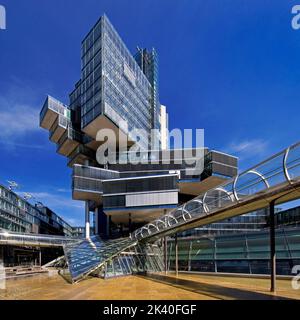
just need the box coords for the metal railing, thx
[0,230,80,247]
[72,176,104,194]
[72,165,120,194]
[132,141,300,241]
[73,164,119,180]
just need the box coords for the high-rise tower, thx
[40,15,238,239]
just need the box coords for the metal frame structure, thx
[3,141,300,291]
[63,236,138,283]
[167,227,300,274]
[0,230,79,247]
[132,141,300,241]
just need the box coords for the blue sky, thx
[0,0,299,225]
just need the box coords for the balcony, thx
[179,150,239,196]
[49,114,71,143]
[108,148,209,175]
[73,164,120,180]
[72,176,103,203]
[40,95,70,130]
[102,174,179,224]
[72,164,119,203]
[67,145,96,168]
[56,127,82,156]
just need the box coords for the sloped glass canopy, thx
[63,235,137,282]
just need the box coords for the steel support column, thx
[106,215,110,237]
[129,213,132,234]
[164,237,168,274]
[84,159,91,240]
[94,207,99,235]
[188,241,192,272]
[270,200,276,293]
[214,239,218,273]
[85,201,90,239]
[175,234,178,276]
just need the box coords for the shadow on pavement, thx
[139,273,291,300]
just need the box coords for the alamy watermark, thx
[292,5,300,30]
[292,265,300,290]
[0,4,6,30]
[95,123,205,176]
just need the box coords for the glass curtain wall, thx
[168,227,300,275]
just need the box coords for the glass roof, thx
[64,235,136,282]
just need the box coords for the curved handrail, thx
[132,141,300,241]
[283,147,292,183]
[233,169,270,201]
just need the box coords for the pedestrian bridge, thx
[132,141,300,242]
[47,140,300,284]
[2,141,300,286]
[0,230,79,247]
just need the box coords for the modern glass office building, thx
[0,180,99,267]
[0,183,73,236]
[31,14,300,281]
[80,15,153,149]
[40,14,238,239]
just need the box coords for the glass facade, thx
[104,243,164,278]
[103,175,178,195]
[0,184,73,236]
[135,48,161,148]
[63,235,136,282]
[168,227,300,275]
[72,164,119,195]
[80,19,102,129]
[40,95,70,127]
[274,206,300,227]
[57,235,163,282]
[180,209,269,237]
[71,227,94,238]
[80,15,152,149]
[102,175,178,209]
